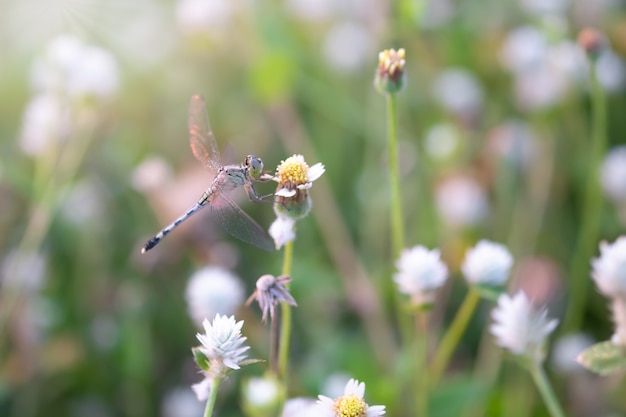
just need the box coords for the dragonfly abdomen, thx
[141,203,204,253]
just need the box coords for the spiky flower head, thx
[246,274,297,322]
[490,291,558,363]
[591,236,626,298]
[272,154,325,221]
[374,48,406,94]
[591,237,626,347]
[317,378,385,417]
[191,314,249,400]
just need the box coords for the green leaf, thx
[192,347,210,371]
[474,284,506,301]
[576,341,626,376]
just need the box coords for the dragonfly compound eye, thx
[247,155,264,178]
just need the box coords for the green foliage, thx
[577,341,626,376]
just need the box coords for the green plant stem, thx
[430,288,480,385]
[562,58,607,332]
[529,363,565,417]
[415,312,429,417]
[277,240,294,410]
[203,377,222,417]
[386,93,404,258]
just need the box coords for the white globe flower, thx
[185,266,245,328]
[394,246,448,305]
[591,236,626,298]
[490,291,559,362]
[462,240,513,286]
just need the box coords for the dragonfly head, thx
[245,155,264,179]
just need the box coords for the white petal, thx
[308,163,325,182]
[191,377,212,401]
[276,188,297,197]
[367,405,386,416]
[269,217,296,249]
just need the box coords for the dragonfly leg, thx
[244,183,276,204]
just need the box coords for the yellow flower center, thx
[334,394,367,417]
[378,48,406,76]
[276,155,309,186]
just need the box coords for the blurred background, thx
[1,0,626,416]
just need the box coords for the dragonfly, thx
[141,94,274,253]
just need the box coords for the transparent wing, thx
[209,190,275,251]
[188,94,222,171]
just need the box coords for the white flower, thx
[192,314,249,400]
[176,0,233,35]
[394,246,448,304]
[31,35,119,98]
[490,291,559,362]
[317,378,385,417]
[130,156,174,193]
[185,266,245,327]
[591,236,626,298]
[19,93,72,156]
[423,123,460,161]
[269,216,296,249]
[282,397,319,417]
[196,314,249,370]
[323,21,374,73]
[273,154,325,198]
[243,376,281,407]
[462,240,513,286]
[601,146,626,202]
[435,176,488,228]
[272,154,325,221]
[432,68,484,117]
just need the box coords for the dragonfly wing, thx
[188,94,222,171]
[209,190,275,252]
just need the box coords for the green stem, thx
[415,313,429,417]
[529,363,565,417]
[430,288,480,385]
[277,240,294,410]
[562,58,607,332]
[387,93,405,258]
[203,377,222,417]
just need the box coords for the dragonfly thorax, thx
[244,155,264,180]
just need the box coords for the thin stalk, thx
[277,240,294,411]
[415,312,429,417]
[529,363,566,417]
[269,310,280,376]
[203,377,222,417]
[429,288,481,385]
[386,93,405,258]
[563,58,607,331]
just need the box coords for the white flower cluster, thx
[394,246,448,305]
[20,35,119,157]
[462,240,513,286]
[591,236,626,347]
[192,314,249,401]
[490,291,558,362]
[185,266,245,328]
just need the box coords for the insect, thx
[141,94,274,253]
